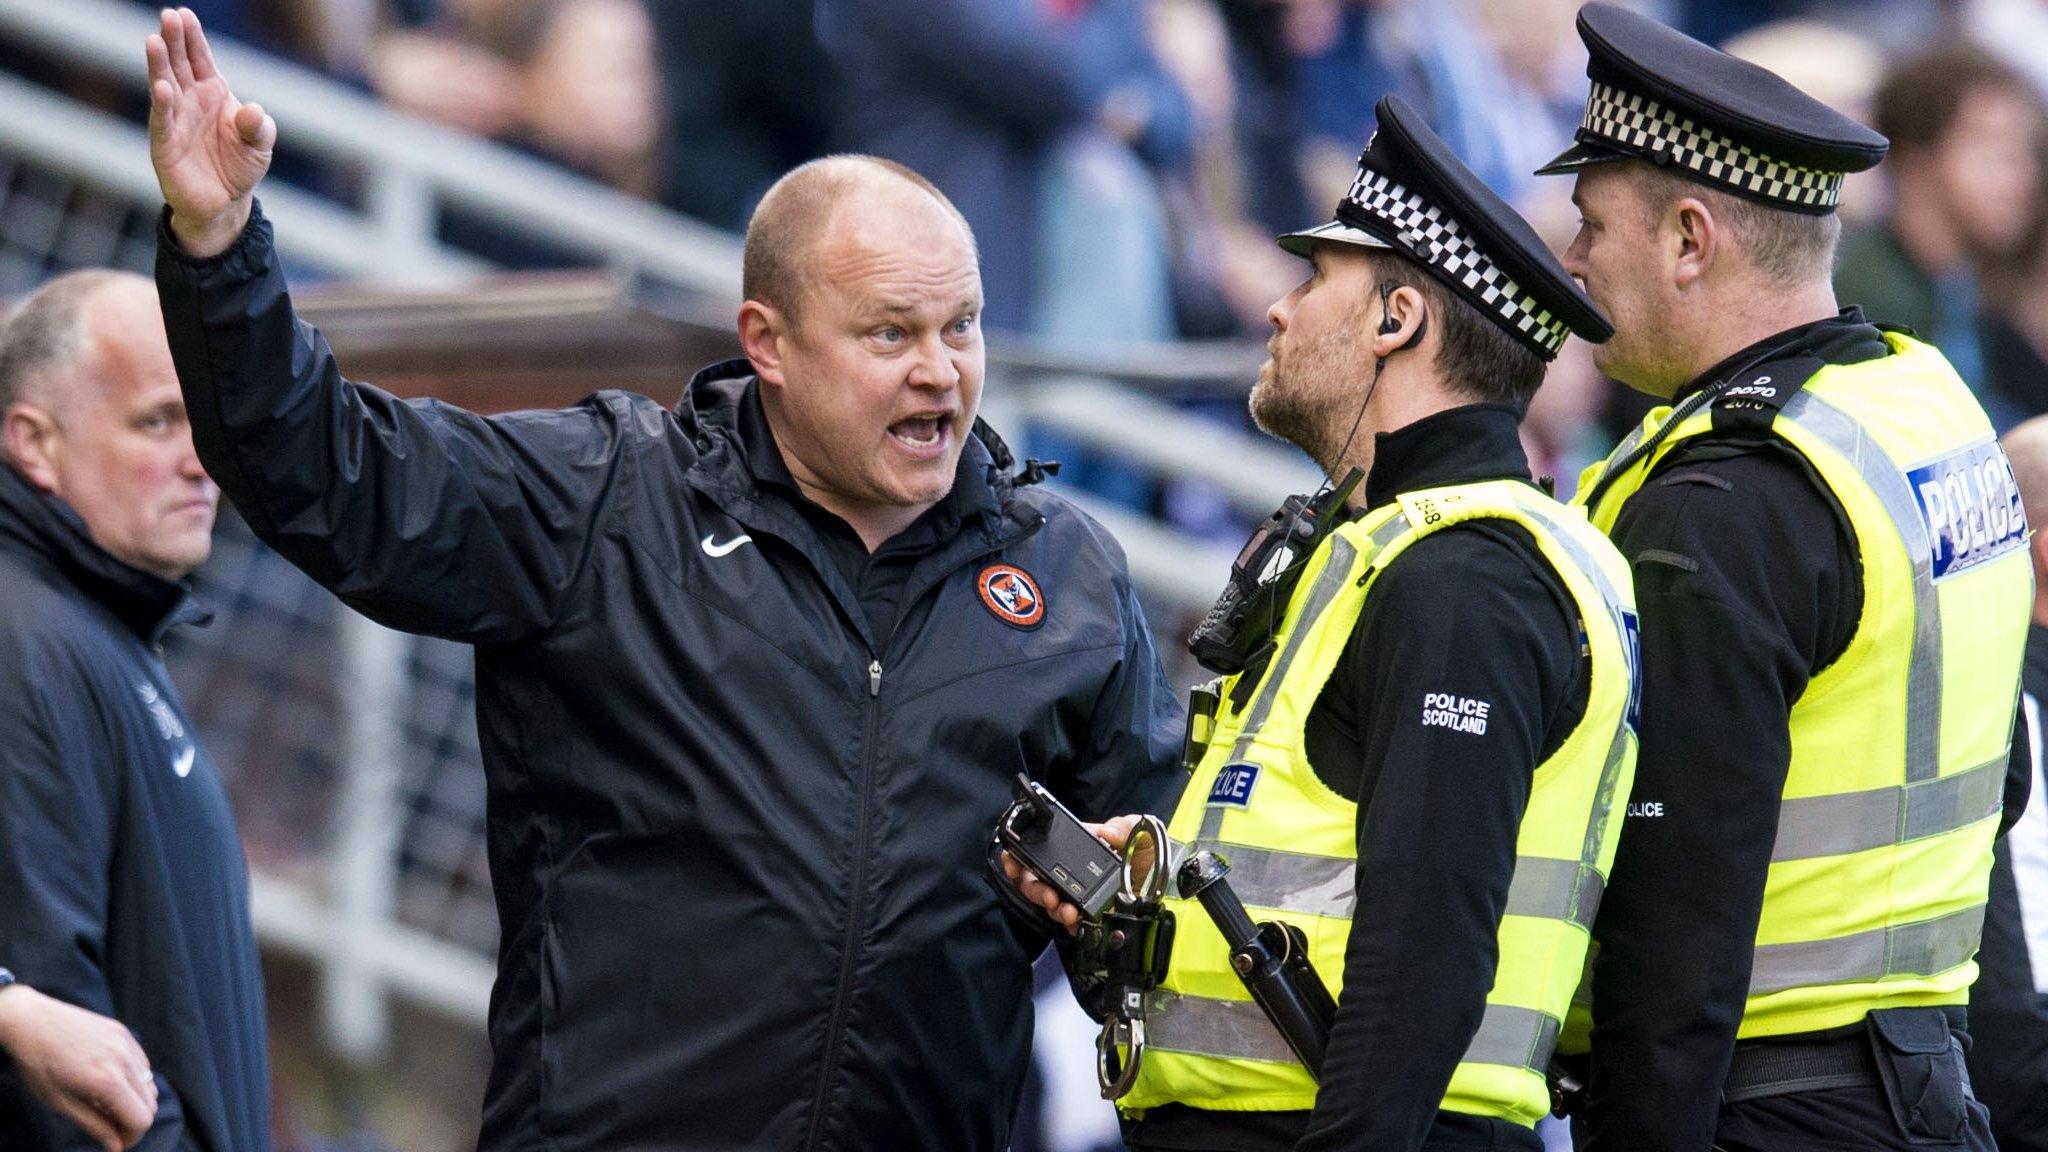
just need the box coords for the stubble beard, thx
[1250,326,1368,475]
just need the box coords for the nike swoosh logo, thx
[701,533,753,558]
[172,745,196,778]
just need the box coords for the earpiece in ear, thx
[1378,282,1401,335]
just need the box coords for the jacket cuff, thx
[155,199,273,282]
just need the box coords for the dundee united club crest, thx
[977,563,1045,629]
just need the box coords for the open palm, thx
[146,7,273,255]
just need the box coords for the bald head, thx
[0,270,158,427]
[2003,416,2048,623]
[743,155,977,323]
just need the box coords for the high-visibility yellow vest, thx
[1121,479,1639,1125]
[1574,331,2032,1037]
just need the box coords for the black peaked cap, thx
[1537,3,1888,213]
[1280,95,1612,360]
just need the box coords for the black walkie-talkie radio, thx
[996,774,1125,920]
[1188,468,1363,676]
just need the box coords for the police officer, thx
[1537,6,2032,1150]
[1015,95,1637,1152]
[1968,415,2048,1151]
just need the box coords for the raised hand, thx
[146,7,274,258]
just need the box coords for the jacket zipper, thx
[805,655,883,1151]
[801,517,1044,1148]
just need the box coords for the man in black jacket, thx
[1971,415,2048,1152]
[0,268,268,1152]
[144,9,1180,1150]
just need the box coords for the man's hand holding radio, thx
[1000,814,1150,933]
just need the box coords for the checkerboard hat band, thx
[1580,81,1846,209]
[1342,167,1572,357]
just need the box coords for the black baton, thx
[1176,850,1338,1078]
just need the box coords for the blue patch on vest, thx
[1207,762,1261,808]
[1621,610,1643,735]
[1907,441,2029,580]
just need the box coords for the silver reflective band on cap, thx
[1772,755,2006,862]
[1748,904,1986,997]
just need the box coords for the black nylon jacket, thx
[155,203,1183,1152]
[0,466,269,1152]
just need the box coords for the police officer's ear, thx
[737,298,793,387]
[1369,282,1429,361]
[1,402,63,493]
[1660,191,1724,292]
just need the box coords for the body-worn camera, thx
[1188,469,1363,676]
[996,774,1125,921]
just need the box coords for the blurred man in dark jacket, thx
[146,10,1180,1149]
[1972,415,2048,1152]
[0,269,266,1152]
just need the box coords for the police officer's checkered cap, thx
[1580,82,1844,209]
[1341,169,1572,358]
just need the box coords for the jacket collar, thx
[1674,306,1889,405]
[1363,403,1534,511]
[672,360,1046,655]
[0,463,208,644]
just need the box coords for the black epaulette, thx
[1708,354,1826,436]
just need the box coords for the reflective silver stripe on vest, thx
[1149,845,1604,930]
[1199,527,1382,844]
[1511,496,1636,897]
[1178,843,1355,919]
[1747,904,1986,997]
[1778,391,1944,783]
[1463,1003,1564,1073]
[1772,755,2007,862]
[1144,991,1560,1075]
[1504,856,1605,931]
[1143,991,1300,1064]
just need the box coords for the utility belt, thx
[1549,1008,1976,1142]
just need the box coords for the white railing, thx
[0,0,743,291]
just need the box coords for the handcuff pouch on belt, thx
[1072,815,1175,1099]
[983,789,1178,1100]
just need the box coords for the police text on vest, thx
[1421,692,1490,735]
[1909,440,2029,580]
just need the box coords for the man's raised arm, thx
[146,8,648,644]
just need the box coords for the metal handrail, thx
[0,0,742,293]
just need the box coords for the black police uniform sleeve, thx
[1584,444,1859,1152]
[1294,526,1577,1152]
[155,201,652,645]
[2004,707,2031,840]
[0,640,193,1152]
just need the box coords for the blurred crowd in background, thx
[89,0,2048,505]
[12,2,2048,1150]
